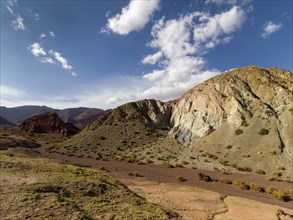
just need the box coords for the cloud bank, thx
[140,6,246,101]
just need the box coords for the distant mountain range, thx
[0,106,104,129]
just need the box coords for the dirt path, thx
[36,145,293,211]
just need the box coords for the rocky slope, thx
[60,99,173,156]
[54,66,293,177]
[170,66,293,177]
[19,112,80,136]
[170,66,292,143]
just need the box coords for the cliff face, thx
[19,112,80,136]
[170,66,293,143]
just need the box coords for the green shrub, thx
[272,190,288,201]
[220,178,232,184]
[182,161,189,165]
[265,186,277,194]
[100,136,107,140]
[255,169,266,175]
[161,161,173,168]
[241,120,249,127]
[258,128,269,135]
[226,145,233,149]
[277,165,285,170]
[208,154,218,160]
[236,166,252,172]
[219,160,229,166]
[268,176,277,181]
[198,173,215,182]
[176,176,186,182]
[250,183,265,192]
[233,180,250,190]
[235,129,243,135]
[273,171,283,177]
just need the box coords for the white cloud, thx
[141,51,163,65]
[39,33,46,39]
[49,31,55,37]
[206,0,237,5]
[6,0,26,31]
[193,6,246,51]
[105,0,160,35]
[6,5,14,15]
[138,6,245,102]
[27,41,76,76]
[28,43,46,57]
[11,15,25,30]
[34,13,40,21]
[39,57,55,64]
[49,51,72,70]
[261,21,282,39]
[49,50,76,76]
[206,0,253,5]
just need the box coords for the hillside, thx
[0,154,177,219]
[47,66,293,178]
[171,66,293,177]
[19,112,80,136]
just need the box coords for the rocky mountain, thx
[49,66,293,178]
[62,99,172,154]
[0,106,104,128]
[19,112,80,136]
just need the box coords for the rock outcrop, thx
[170,66,293,143]
[19,112,80,136]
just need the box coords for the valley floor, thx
[35,145,293,218]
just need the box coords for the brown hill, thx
[59,99,173,157]
[19,112,80,136]
[52,66,293,178]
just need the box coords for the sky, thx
[1,0,292,110]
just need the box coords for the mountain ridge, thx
[0,106,104,128]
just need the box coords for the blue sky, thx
[1,0,292,109]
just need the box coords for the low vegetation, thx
[258,128,269,135]
[220,178,232,184]
[233,180,250,190]
[0,154,178,219]
[198,173,216,182]
[235,129,244,135]
[255,169,266,175]
[176,176,186,182]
